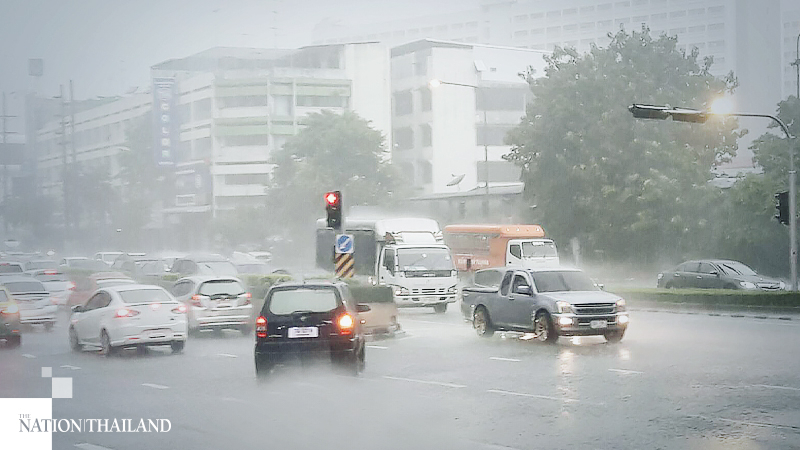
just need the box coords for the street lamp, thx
[429,78,490,219]
[629,103,798,290]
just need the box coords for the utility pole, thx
[69,80,77,232]
[1,92,18,236]
[58,84,69,240]
[791,32,800,290]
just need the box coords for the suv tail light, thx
[338,313,355,335]
[172,304,188,314]
[256,316,267,338]
[115,308,140,318]
[191,295,203,307]
[68,281,76,291]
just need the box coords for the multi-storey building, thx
[35,43,392,241]
[782,0,800,99]
[316,0,788,169]
[391,39,547,222]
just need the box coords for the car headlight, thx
[780,281,786,290]
[616,298,627,311]
[447,285,457,294]
[556,301,574,314]
[739,281,757,290]
[657,273,663,280]
[393,286,410,296]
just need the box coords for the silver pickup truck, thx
[460,267,629,343]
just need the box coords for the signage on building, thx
[174,161,211,207]
[152,77,179,166]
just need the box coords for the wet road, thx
[2,307,800,450]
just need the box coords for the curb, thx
[630,307,795,321]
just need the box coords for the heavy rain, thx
[1,1,800,449]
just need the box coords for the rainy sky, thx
[0,0,475,100]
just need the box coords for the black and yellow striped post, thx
[334,253,355,278]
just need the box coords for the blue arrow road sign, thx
[335,234,354,254]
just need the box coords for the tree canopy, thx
[267,110,401,238]
[505,27,742,264]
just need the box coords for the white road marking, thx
[367,345,389,349]
[216,353,238,358]
[60,365,81,370]
[383,376,466,388]
[490,357,521,362]
[22,354,36,359]
[754,384,800,392]
[75,444,115,450]
[608,368,644,375]
[141,383,169,390]
[488,389,579,403]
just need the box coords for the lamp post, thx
[429,78,490,219]
[629,104,797,290]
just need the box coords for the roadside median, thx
[612,288,800,320]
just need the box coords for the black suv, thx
[254,281,369,377]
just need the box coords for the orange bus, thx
[443,224,559,271]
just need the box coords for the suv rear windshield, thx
[268,288,339,315]
[3,281,47,294]
[119,289,173,304]
[34,273,68,282]
[97,279,135,288]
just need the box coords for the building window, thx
[688,25,705,33]
[414,51,429,77]
[219,135,268,147]
[669,28,686,35]
[669,10,686,18]
[514,30,529,39]
[615,1,631,7]
[418,160,432,184]
[477,125,516,146]
[193,98,212,120]
[563,8,577,15]
[597,4,612,11]
[546,10,561,18]
[632,0,648,6]
[393,90,413,116]
[689,8,704,16]
[421,124,432,147]
[477,87,527,111]
[420,87,432,112]
[225,173,270,185]
[707,23,724,32]
[651,13,667,21]
[296,95,348,108]
[393,127,414,150]
[218,95,268,108]
[598,20,613,28]
[707,6,724,16]
[564,24,578,32]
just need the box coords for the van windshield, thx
[521,241,558,258]
[397,248,454,271]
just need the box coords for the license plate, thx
[590,320,608,329]
[287,327,319,338]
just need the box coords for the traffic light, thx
[325,191,342,229]
[628,104,707,123]
[776,191,790,225]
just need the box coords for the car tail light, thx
[239,292,252,305]
[191,295,203,307]
[50,297,59,305]
[172,304,187,314]
[68,282,76,291]
[1,303,19,315]
[44,270,58,275]
[115,308,140,318]
[338,313,355,335]
[256,316,267,338]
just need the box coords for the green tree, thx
[505,27,742,264]
[267,110,402,237]
[714,96,800,276]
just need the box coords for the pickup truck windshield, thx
[522,241,558,258]
[397,248,454,271]
[531,271,597,292]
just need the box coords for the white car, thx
[94,252,123,267]
[68,284,188,355]
[170,276,253,334]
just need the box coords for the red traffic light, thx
[325,192,340,206]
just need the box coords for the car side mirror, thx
[710,271,719,277]
[514,285,532,295]
[356,303,371,313]
[71,305,83,313]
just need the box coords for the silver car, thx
[0,276,58,330]
[170,276,253,335]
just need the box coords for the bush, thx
[613,288,800,308]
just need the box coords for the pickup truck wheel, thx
[604,329,625,343]
[473,307,495,338]
[533,312,558,344]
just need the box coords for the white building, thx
[36,43,392,235]
[391,39,548,198]
[782,0,800,99]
